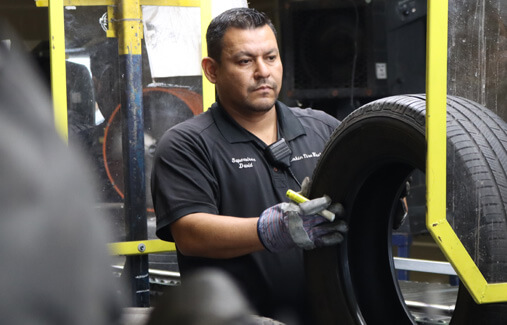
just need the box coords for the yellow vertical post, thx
[425,0,448,226]
[200,0,214,111]
[48,0,68,142]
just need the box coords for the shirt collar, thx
[210,101,306,144]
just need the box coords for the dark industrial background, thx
[1,0,428,121]
[2,0,505,122]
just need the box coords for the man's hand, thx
[257,196,348,252]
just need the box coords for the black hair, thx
[206,7,276,63]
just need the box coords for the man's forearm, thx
[171,212,265,259]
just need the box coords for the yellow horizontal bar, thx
[108,239,176,255]
[36,0,199,7]
[36,0,114,6]
[141,0,200,6]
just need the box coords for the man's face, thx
[213,25,283,116]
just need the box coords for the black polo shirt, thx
[151,101,339,319]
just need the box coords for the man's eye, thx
[267,55,276,61]
[239,59,251,64]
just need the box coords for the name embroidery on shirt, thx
[231,157,256,169]
[291,152,321,162]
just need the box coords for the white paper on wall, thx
[143,0,248,78]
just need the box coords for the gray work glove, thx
[298,176,312,197]
[257,195,348,253]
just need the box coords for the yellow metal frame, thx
[117,0,142,56]
[36,0,200,7]
[199,0,213,111]
[41,0,214,255]
[44,0,507,303]
[108,239,176,255]
[49,0,68,142]
[39,0,214,138]
[426,0,507,303]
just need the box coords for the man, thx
[151,7,346,323]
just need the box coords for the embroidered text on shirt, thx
[291,152,321,162]
[231,157,256,169]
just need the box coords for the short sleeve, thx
[151,122,219,242]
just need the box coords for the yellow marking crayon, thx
[286,190,335,222]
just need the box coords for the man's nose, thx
[255,59,270,79]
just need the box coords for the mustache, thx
[249,80,277,91]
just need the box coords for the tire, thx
[306,95,507,324]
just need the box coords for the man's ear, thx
[201,57,218,84]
